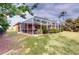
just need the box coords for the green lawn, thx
[6,31,79,55]
[6,31,28,42]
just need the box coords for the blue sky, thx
[8,3,79,26]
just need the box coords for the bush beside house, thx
[49,28,59,33]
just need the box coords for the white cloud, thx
[8,3,79,25]
[33,3,79,19]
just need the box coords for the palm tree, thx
[58,11,67,31]
[58,11,67,22]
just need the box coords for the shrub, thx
[36,27,48,34]
[49,28,59,33]
[42,27,48,34]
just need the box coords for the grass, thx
[6,31,79,55]
[6,31,27,42]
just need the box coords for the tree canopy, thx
[61,17,79,32]
[0,3,37,32]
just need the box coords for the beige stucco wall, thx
[12,25,18,32]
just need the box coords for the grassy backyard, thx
[4,31,79,55]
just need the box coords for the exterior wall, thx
[13,23,20,32]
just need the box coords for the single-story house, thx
[13,16,56,34]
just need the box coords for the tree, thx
[62,18,77,32]
[74,17,79,32]
[75,17,79,26]
[65,18,74,31]
[0,3,37,33]
[31,3,39,10]
[0,14,9,32]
